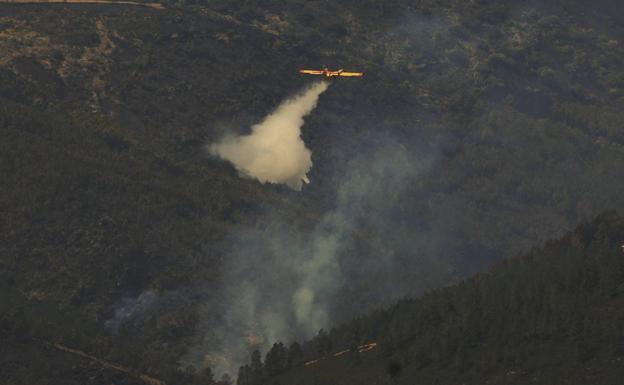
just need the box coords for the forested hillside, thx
[246,212,624,385]
[1,0,623,383]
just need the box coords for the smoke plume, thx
[186,138,450,378]
[104,290,158,333]
[209,81,329,190]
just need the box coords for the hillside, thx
[1,0,624,383]
[250,212,624,385]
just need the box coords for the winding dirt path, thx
[0,0,164,10]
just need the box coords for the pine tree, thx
[236,365,251,385]
[250,350,263,385]
[287,342,303,368]
[265,342,287,377]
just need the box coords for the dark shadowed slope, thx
[1,0,624,383]
[251,212,624,385]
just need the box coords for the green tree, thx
[236,365,251,385]
[250,350,263,385]
[287,342,303,368]
[264,342,287,377]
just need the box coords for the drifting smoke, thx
[186,216,345,377]
[186,138,451,378]
[104,290,183,335]
[209,81,330,190]
[104,290,158,333]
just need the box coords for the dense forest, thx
[240,212,624,385]
[1,0,623,383]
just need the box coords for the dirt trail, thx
[46,341,167,385]
[304,342,378,367]
[0,0,164,10]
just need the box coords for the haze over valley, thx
[1,0,624,384]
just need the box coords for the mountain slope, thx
[1,0,624,383]
[261,212,624,385]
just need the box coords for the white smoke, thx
[185,140,441,379]
[209,81,329,190]
[185,218,345,378]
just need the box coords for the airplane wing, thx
[299,69,324,75]
[338,72,364,77]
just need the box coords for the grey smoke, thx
[105,290,158,333]
[209,81,329,190]
[187,137,449,378]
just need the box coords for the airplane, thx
[299,67,363,78]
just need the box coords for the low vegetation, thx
[1,0,623,383]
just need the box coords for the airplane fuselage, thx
[299,67,363,78]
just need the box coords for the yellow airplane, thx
[299,67,363,78]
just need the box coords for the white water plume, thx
[209,81,329,190]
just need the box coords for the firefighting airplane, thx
[299,67,363,78]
